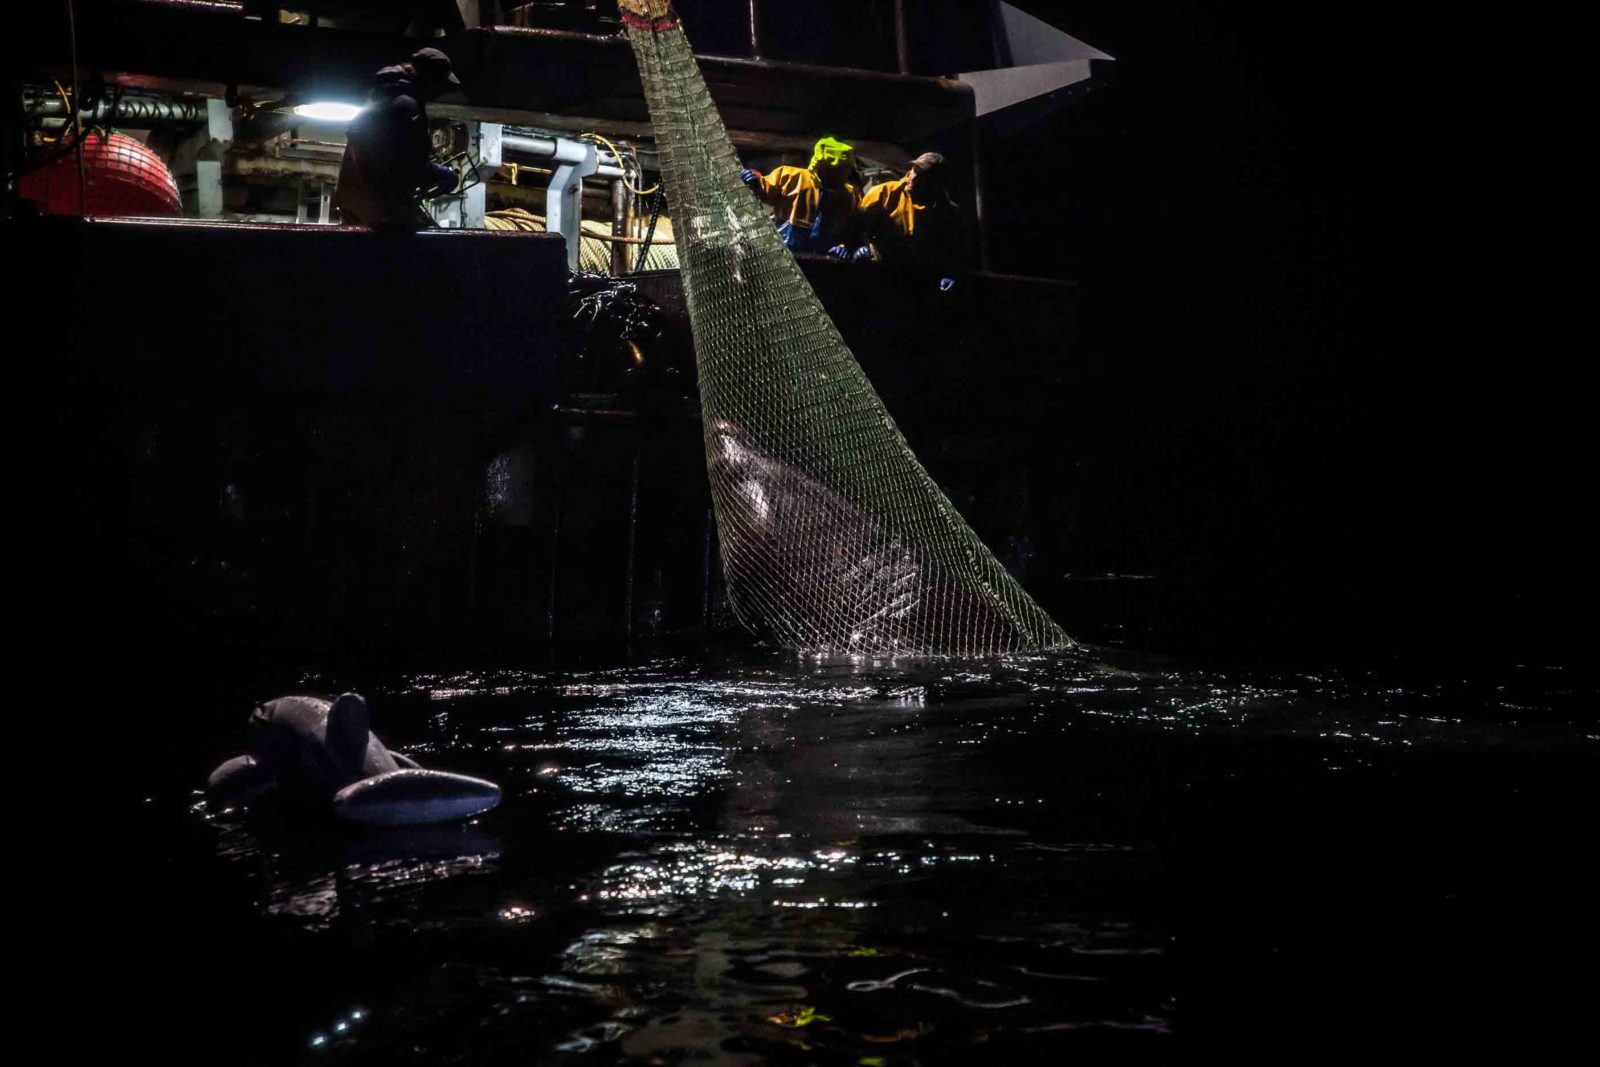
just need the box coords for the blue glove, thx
[852,245,876,262]
[739,168,759,186]
[827,244,852,260]
[938,276,956,292]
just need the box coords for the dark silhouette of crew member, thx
[335,47,462,230]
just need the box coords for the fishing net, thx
[621,1,1071,657]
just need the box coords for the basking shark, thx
[206,693,500,826]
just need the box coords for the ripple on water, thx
[180,645,1593,1060]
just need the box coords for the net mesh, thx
[622,1,1071,657]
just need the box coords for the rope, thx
[484,208,674,245]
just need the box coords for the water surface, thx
[128,647,1593,1062]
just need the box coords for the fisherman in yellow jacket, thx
[858,152,961,270]
[741,136,861,255]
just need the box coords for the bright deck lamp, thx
[292,101,361,122]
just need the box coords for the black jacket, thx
[335,65,454,229]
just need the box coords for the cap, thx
[409,47,461,86]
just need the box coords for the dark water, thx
[104,646,1593,1062]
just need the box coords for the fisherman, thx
[334,47,462,230]
[857,152,961,269]
[740,136,861,255]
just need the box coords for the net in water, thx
[621,0,1071,657]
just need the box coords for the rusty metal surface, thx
[131,0,244,11]
[21,211,712,651]
[79,215,567,239]
[40,216,569,404]
[483,23,964,90]
[31,4,972,143]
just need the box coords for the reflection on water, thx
[170,648,1593,1061]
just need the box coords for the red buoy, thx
[20,130,181,217]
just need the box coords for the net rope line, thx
[620,1,1071,657]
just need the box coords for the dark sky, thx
[982,2,1582,661]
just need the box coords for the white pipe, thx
[501,133,625,178]
[501,133,558,157]
[485,129,623,263]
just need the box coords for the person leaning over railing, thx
[856,152,961,274]
[739,136,861,256]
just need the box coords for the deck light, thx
[292,102,361,122]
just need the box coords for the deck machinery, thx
[14,1,1110,652]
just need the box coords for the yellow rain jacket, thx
[748,139,860,253]
[859,177,959,267]
[749,167,860,251]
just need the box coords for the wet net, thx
[621,1,1071,657]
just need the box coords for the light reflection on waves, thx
[400,649,1593,760]
[379,652,1584,1053]
[200,650,1589,931]
[563,834,1172,1049]
[554,692,738,801]
[202,811,503,927]
[261,852,499,925]
[185,650,1589,1060]
[536,917,1161,1052]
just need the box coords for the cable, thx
[581,131,659,196]
[67,0,85,212]
[441,148,480,197]
[633,190,665,272]
[51,79,73,123]
[37,80,76,143]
